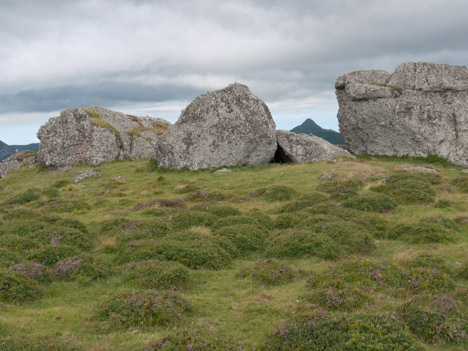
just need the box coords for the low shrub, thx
[124,260,190,290]
[48,199,91,213]
[187,190,230,202]
[35,227,92,250]
[98,290,193,328]
[101,219,168,238]
[274,213,305,229]
[277,193,327,213]
[318,179,363,200]
[248,211,274,230]
[215,224,264,255]
[28,245,80,266]
[263,312,424,351]
[171,211,217,231]
[54,254,112,280]
[8,188,40,205]
[398,295,467,344]
[389,221,456,243]
[146,330,243,351]
[343,194,397,212]
[0,268,41,303]
[157,199,186,209]
[266,229,341,260]
[0,235,40,253]
[193,204,241,217]
[212,215,263,231]
[408,253,450,273]
[0,336,81,351]
[257,185,298,202]
[0,249,21,268]
[452,176,468,192]
[371,173,436,204]
[9,262,51,282]
[238,259,298,286]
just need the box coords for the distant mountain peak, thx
[290,118,345,145]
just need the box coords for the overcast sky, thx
[1,0,468,144]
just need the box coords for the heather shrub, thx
[35,227,92,250]
[318,179,363,200]
[56,218,89,233]
[9,262,51,282]
[389,221,456,243]
[398,295,467,344]
[187,190,230,202]
[408,253,450,272]
[238,259,298,286]
[343,194,397,212]
[277,193,327,213]
[157,198,186,209]
[0,249,21,268]
[371,173,436,204]
[212,215,264,232]
[146,330,243,351]
[215,224,264,255]
[8,188,40,205]
[101,218,169,238]
[452,176,468,192]
[266,229,341,260]
[0,219,46,236]
[28,245,80,266]
[98,290,193,328]
[54,254,112,280]
[0,336,81,351]
[171,211,217,231]
[0,268,41,303]
[306,279,372,311]
[124,260,190,289]
[0,235,40,253]
[193,204,241,217]
[257,185,298,202]
[263,312,424,351]
[47,199,91,213]
[274,213,305,229]
[249,211,274,230]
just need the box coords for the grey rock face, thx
[275,130,353,164]
[37,106,170,167]
[336,62,468,167]
[0,151,37,178]
[154,83,277,170]
[73,169,101,183]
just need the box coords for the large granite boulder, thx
[0,151,37,178]
[275,130,353,163]
[336,62,468,167]
[154,83,277,170]
[37,106,170,167]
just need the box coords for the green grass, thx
[0,156,467,350]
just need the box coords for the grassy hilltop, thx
[0,156,467,350]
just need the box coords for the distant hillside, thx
[0,140,15,162]
[290,118,345,145]
[0,141,39,162]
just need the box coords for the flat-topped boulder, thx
[37,106,170,167]
[336,62,468,167]
[154,83,277,170]
[0,151,37,178]
[275,130,353,163]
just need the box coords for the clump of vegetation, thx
[0,235,40,253]
[215,224,264,255]
[9,262,51,282]
[277,193,327,213]
[408,253,450,273]
[398,295,467,344]
[257,185,298,202]
[146,330,243,351]
[212,215,262,231]
[28,245,80,266]
[0,249,21,268]
[343,193,397,212]
[318,179,363,200]
[8,188,40,205]
[0,335,81,351]
[98,290,193,329]
[101,218,168,238]
[171,211,217,231]
[47,199,91,213]
[452,176,468,192]
[124,260,190,290]
[54,254,111,281]
[389,220,457,243]
[187,190,230,202]
[35,227,92,250]
[193,204,241,217]
[238,259,298,286]
[0,268,41,303]
[372,173,437,204]
[264,312,424,351]
[266,229,340,260]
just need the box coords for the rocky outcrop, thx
[154,83,277,170]
[0,151,37,178]
[275,130,353,163]
[336,62,468,167]
[37,106,170,167]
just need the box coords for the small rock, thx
[215,168,232,174]
[73,169,101,183]
[462,169,468,174]
[318,172,336,181]
[404,166,439,173]
[113,176,122,181]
